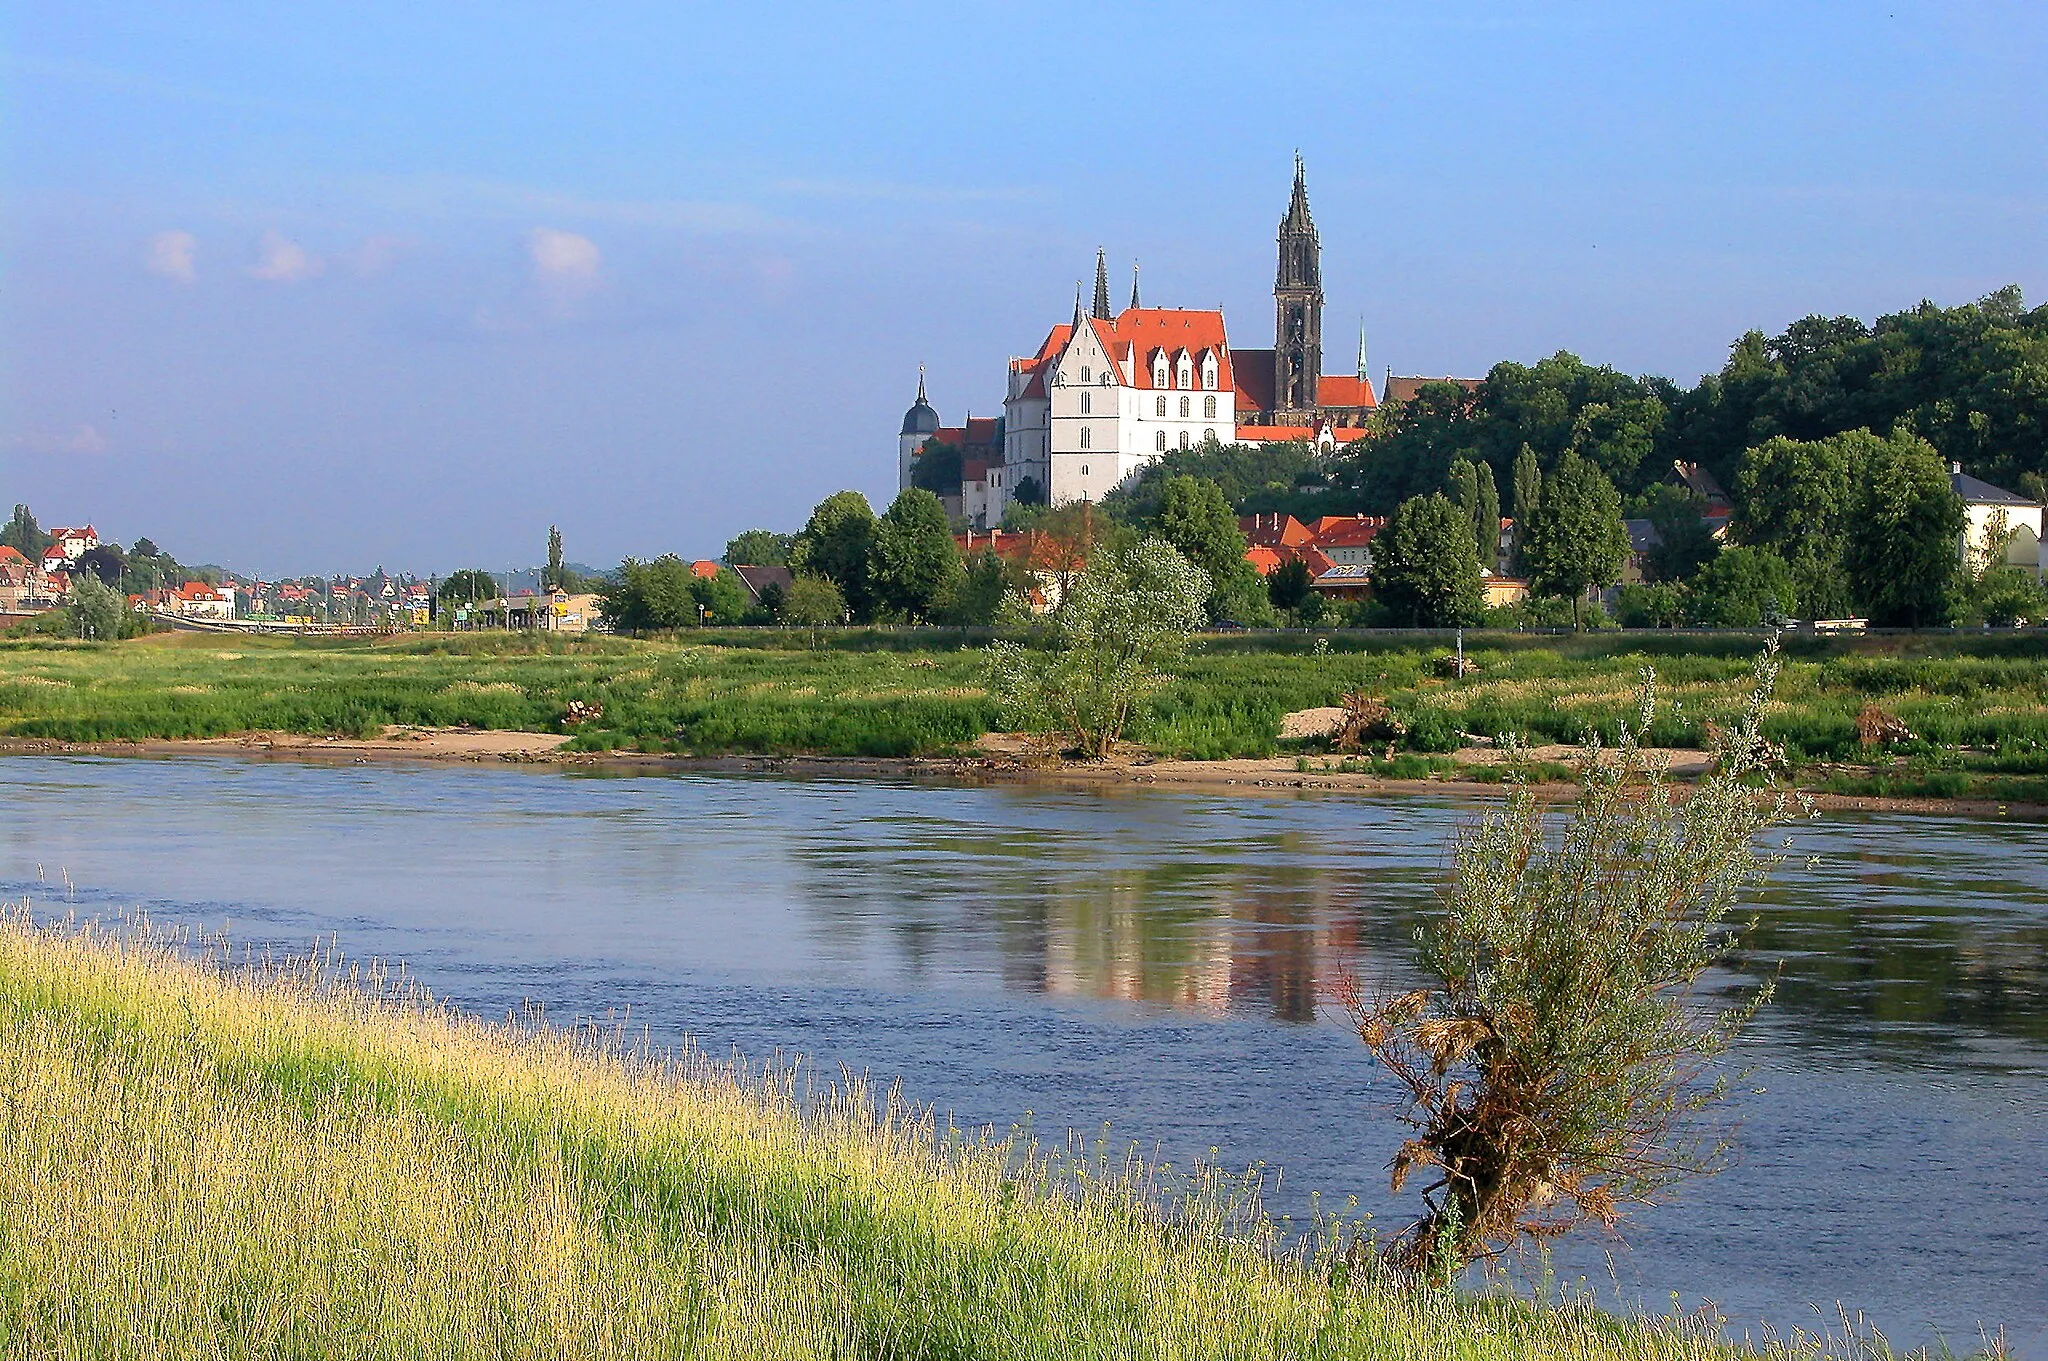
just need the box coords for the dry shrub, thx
[1855,703,1914,747]
[1333,693,1407,753]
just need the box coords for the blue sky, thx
[2,1,2044,575]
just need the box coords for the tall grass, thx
[0,904,1950,1360]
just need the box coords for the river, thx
[4,754,2043,1355]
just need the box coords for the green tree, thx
[1343,648,1795,1277]
[778,575,847,628]
[1732,432,1867,617]
[1843,432,1967,627]
[908,440,964,494]
[723,529,793,567]
[791,491,877,620]
[1448,457,1501,571]
[1687,546,1796,627]
[942,549,1022,627]
[546,526,565,588]
[867,489,962,621]
[1629,483,1719,583]
[1614,582,1687,629]
[1522,450,1629,630]
[438,569,499,606]
[1371,493,1484,627]
[1,505,47,559]
[985,539,1208,758]
[597,556,696,631]
[1153,474,1250,622]
[1509,445,1541,574]
[689,568,751,626]
[67,572,125,641]
[74,544,126,586]
[1266,557,1314,613]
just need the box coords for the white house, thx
[1952,465,2044,580]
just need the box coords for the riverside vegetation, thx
[2,628,2046,802]
[0,901,1979,1359]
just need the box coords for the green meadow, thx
[2,628,2045,801]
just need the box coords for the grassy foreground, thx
[0,905,1838,1361]
[2,628,2045,800]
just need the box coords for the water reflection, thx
[1,757,2043,1354]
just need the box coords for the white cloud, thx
[2,425,109,456]
[249,230,324,283]
[528,227,601,286]
[347,233,413,277]
[146,230,198,283]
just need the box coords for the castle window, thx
[1204,395,1217,418]
[1080,465,1090,477]
[1155,396,1167,417]
[1080,392,1091,414]
[1080,366,1091,383]
[1178,430,1190,449]
[1179,396,1190,418]
[1155,430,1167,451]
[1079,427,1091,449]
[1204,428,1216,443]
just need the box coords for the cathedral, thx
[900,158,1378,527]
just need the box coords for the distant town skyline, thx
[4,1,2045,574]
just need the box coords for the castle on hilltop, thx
[900,158,1379,528]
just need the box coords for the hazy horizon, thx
[4,1,2044,577]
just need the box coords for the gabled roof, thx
[1232,348,1275,414]
[1671,461,1730,506]
[0,546,27,565]
[1952,468,2037,508]
[1238,514,1314,549]
[1382,375,1482,405]
[1104,308,1234,393]
[731,564,794,604]
[1315,375,1378,409]
[1308,517,1385,549]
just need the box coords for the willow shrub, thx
[1341,639,1810,1279]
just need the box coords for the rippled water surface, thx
[5,755,2044,1354]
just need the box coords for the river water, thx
[3,754,2043,1355]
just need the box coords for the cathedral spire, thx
[1130,261,1141,311]
[1092,247,1112,321]
[1356,321,1368,382]
[1273,154,1325,418]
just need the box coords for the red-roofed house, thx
[43,526,98,564]
[901,159,1381,524]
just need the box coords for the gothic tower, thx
[1091,248,1113,322]
[1273,154,1323,420]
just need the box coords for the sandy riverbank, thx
[2,724,2041,821]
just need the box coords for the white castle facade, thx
[899,159,1380,529]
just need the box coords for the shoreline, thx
[3,727,2042,821]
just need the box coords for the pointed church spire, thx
[1283,150,1314,233]
[916,363,928,405]
[1130,261,1141,311]
[1092,248,1112,321]
[1356,321,1368,382]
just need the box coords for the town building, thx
[901,159,1378,528]
[1952,464,2044,580]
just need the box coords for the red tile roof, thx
[1316,374,1378,409]
[690,560,720,578]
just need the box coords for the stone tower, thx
[1273,154,1323,421]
